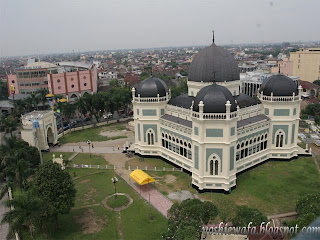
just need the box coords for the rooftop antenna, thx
[212,30,215,43]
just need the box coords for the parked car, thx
[128,110,133,116]
[118,109,125,114]
[103,112,113,119]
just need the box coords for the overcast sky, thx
[1,0,319,57]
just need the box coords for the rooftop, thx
[161,114,192,128]
[237,114,269,128]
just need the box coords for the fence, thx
[68,164,116,170]
[127,166,183,172]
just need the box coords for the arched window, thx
[147,129,155,145]
[209,156,219,176]
[276,131,284,147]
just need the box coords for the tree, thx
[163,199,218,239]
[62,102,76,129]
[313,80,320,86]
[296,193,320,217]
[109,79,120,88]
[0,115,19,136]
[284,193,320,231]
[0,137,40,198]
[170,78,188,98]
[231,205,268,227]
[0,81,9,101]
[33,162,76,227]
[37,88,49,110]
[1,189,44,239]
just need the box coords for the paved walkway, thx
[51,145,123,154]
[0,185,9,240]
[101,153,173,218]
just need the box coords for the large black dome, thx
[235,94,260,109]
[193,83,237,113]
[188,43,239,83]
[135,76,168,97]
[260,74,298,97]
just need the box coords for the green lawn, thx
[59,123,128,144]
[24,169,167,240]
[70,153,109,166]
[107,195,129,208]
[42,152,73,163]
[148,156,320,219]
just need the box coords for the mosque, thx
[131,36,302,192]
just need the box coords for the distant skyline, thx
[1,0,320,57]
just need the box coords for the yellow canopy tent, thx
[130,169,155,185]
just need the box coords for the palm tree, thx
[27,92,40,110]
[0,115,19,137]
[1,190,44,239]
[62,102,76,131]
[36,88,49,110]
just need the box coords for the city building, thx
[290,47,320,82]
[240,71,299,97]
[299,80,319,98]
[7,61,56,95]
[47,61,98,102]
[7,61,98,102]
[132,38,302,191]
[271,58,294,76]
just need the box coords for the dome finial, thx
[212,30,215,43]
[278,64,281,74]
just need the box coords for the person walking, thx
[112,146,114,151]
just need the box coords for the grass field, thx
[24,168,167,240]
[59,123,128,144]
[107,195,130,208]
[147,156,320,219]
[71,153,109,166]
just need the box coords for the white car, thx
[103,113,113,119]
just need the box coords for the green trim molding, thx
[194,126,199,136]
[274,109,290,116]
[206,129,223,137]
[194,146,199,170]
[142,109,156,116]
[230,146,234,171]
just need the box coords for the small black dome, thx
[135,76,168,97]
[193,83,237,113]
[168,93,194,109]
[260,74,298,96]
[235,94,260,109]
[188,43,239,83]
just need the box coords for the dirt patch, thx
[167,190,199,201]
[74,208,106,234]
[99,129,129,137]
[81,187,97,205]
[164,175,176,184]
[80,179,90,184]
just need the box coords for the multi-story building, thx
[240,71,299,97]
[7,61,98,102]
[290,48,320,82]
[47,61,97,102]
[7,61,56,95]
[132,38,302,192]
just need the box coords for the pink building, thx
[271,58,294,76]
[47,62,98,102]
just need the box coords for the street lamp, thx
[87,140,91,157]
[111,177,118,199]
